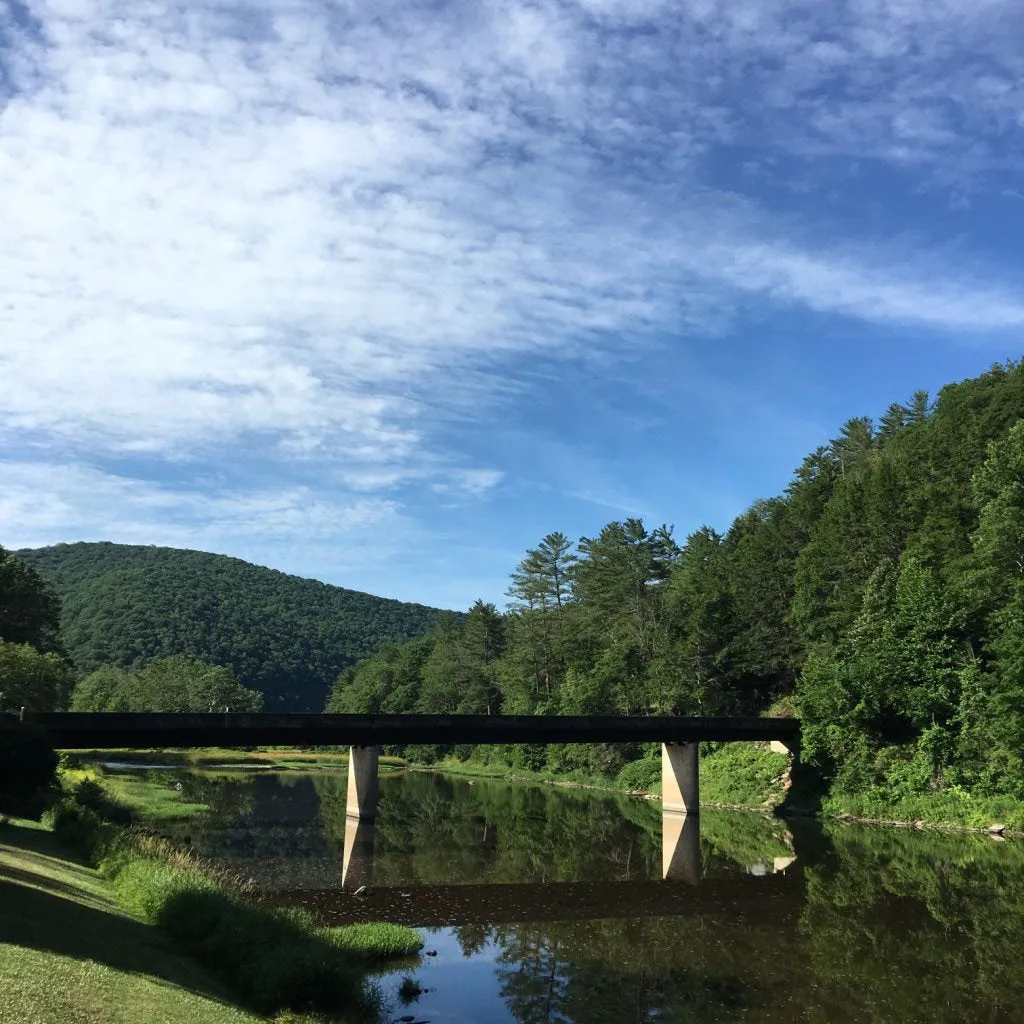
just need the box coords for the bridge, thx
[18,711,799,823]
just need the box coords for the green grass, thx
[43,772,423,1021]
[698,744,790,808]
[98,773,210,820]
[823,788,1024,833]
[428,744,790,810]
[0,820,272,1024]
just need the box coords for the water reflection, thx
[104,764,1024,1024]
[341,814,375,889]
[341,806,709,890]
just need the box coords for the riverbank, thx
[0,817,274,1024]
[419,743,792,810]
[72,743,1024,837]
[3,769,423,1024]
[421,749,1024,837]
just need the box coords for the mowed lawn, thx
[0,820,265,1024]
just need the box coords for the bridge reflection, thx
[342,807,794,890]
[275,832,800,926]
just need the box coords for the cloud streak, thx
[1,0,1022,600]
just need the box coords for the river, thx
[108,764,1024,1023]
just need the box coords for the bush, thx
[616,756,660,793]
[108,854,385,1017]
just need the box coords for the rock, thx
[425,949,437,956]
[987,823,1006,835]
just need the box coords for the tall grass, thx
[46,772,422,1021]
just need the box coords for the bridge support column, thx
[662,811,700,884]
[346,745,379,820]
[662,742,698,814]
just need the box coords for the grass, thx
[426,743,791,811]
[822,788,1024,833]
[21,770,424,1022]
[96,772,210,820]
[698,744,790,808]
[0,819,271,1024]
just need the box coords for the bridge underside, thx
[21,711,799,751]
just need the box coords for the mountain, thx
[16,542,449,711]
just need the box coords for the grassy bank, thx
[822,788,1024,834]
[23,770,422,1023]
[1,817,280,1024]
[420,742,792,810]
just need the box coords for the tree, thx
[0,546,62,654]
[830,416,876,476]
[457,601,506,715]
[506,532,576,613]
[69,656,262,712]
[878,402,908,443]
[799,555,966,793]
[0,639,74,712]
[652,527,737,714]
[15,541,448,710]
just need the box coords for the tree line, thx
[328,360,1024,800]
[14,541,450,709]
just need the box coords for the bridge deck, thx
[18,712,800,750]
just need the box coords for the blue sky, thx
[2,0,1023,609]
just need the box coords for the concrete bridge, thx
[21,710,798,818]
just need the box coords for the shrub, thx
[616,756,660,793]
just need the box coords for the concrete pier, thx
[662,742,699,814]
[346,745,380,820]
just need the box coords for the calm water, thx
[112,765,1024,1023]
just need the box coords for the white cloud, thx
[1,0,1023,580]
[0,461,401,548]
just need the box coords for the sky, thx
[2,0,1024,610]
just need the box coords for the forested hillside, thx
[16,543,448,710]
[329,361,1024,805]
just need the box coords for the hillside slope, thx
[16,542,448,710]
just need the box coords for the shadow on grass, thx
[0,825,238,1013]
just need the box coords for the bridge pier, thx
[662,742,698,814]
[346,745,380,820]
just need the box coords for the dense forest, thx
[13,543,449,710]
[328,360,1024,804]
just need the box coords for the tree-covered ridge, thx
[16,542,450,710]
[329,360,1024,803]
